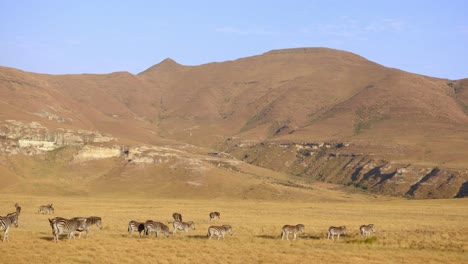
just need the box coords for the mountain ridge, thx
[1,47,467,198]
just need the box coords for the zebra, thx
[48,217,87,242]
[0,212,19,242]
[281,224,305,240]
[172,213,182,222]
[144,220,170,238]
[71,216,103,239]
[172,221,195,234]
[14,203,21,215]
[128,220,146,238]
[207,225,232,240]
[360,224,375,238]
[38,204,54,214]
[327,226,347,240]
[209,212,220,221]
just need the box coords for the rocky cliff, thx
[222,139,468,199]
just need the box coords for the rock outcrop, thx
[223,140,468,199]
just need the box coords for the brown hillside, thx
[1,47,467,198]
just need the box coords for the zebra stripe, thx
[360,224,375,238]
[48,217,87,243]
[172,221,195,234]
[38,204,54,214]
[128,220,145,238]
[144,220,170,238]
[281,224,305,240]
[207,225,232,240]
[71,216,103,239]
[0,212,19,242]
[327,226,346,240]
[209,212,220,221]
[172,213,182,222]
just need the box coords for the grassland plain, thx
[0,195,466,264]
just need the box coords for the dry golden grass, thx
[0,195,466,263]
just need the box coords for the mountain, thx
[1,47,467,199]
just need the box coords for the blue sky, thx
[1,0,467,79]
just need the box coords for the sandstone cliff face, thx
[0,120,114,155]
[223,140,468,199]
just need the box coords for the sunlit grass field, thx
[0,195,466,264]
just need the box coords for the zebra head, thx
[223,225,233,236]
[14,203,21,215]
[297,224,305,234]
[188,221,196,230]
[369,224,375,232]
[89,217,103,229]
[341,226,347,235]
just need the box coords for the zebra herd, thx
[128,212,223,240]
[1,203,377,243]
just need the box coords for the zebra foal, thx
[172,221,195,234]
[209,212,220,221]
[281,224,305,240]
[128,220,145,237]
[144,220,170,238]
[327,226,346,240]
[0,212,19,242]
[38,204,54,214]
[360,224,375,238]
[207,225,232,240]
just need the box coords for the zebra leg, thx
[337,234,340,240]
[293,232,297,240]
[3,228,9,242]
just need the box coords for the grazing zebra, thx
[172,213,182,222]
[172,221,195,234]
[128,220,146,238]
[38,204,54,214]
[207,225,232,240]
[144,220,170,238]
[48,217,87,242]
[71,216,103,239]
[327,226,347,240]
[0,212,19,242]
[360,224,376,238]
[209,212,220,221]
[281,224,305,240]
[14,203,21,215]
